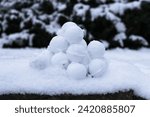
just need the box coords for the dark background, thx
[0,0,150,49]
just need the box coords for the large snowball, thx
[30,50,52,70]
[88,40,105,59]
[89,58,108,78]
[57,22,78,36]
[49,36,69,53]
[63,26,84,44]
[66,44,87,63]
[51,52,69,69]
[67,62,87,80]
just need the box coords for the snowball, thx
[88,40,105,59]
[30,50,52,70]
[79,39,87,48]
[49,36,69,53]
[82,54,91,67]
[51,52,69,69]
[63,26,84,44]
[57,22,78,36]
[67,62,87,80]
[66,44,87,63]
[89,58,108,78]
[57,22,84,44]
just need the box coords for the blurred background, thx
[0,0,150,49]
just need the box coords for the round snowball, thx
[82,54,91,67]
[63,26,84,44]
[30,50,52,70]
[66,44,87,63]
[49,36,69,53]
[51,52,69,68]
[88,40,105,59]
[79,39,87,48]
[67,63,87,80]
[57,22,78,36]
[89,58,108,78]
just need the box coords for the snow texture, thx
[0,48,150,99]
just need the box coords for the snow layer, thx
[0,48,150,99]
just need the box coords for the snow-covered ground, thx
[0,48,150,99]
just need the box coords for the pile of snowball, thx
[30,22,108,80]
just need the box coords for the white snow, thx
[66,44,87,63]
[89,58,108,78]
[48,36,69,53]
[57,22,78,36]
[67,62,87,80]
[87,40,105,59]
[0,48,150,99]
[114,32,127,47]
[73,3,90,20]
[30,50,52,70]
[0,32,30,47]
[79,39,87,48]
[63,26,84,44]
[115,22,126,33]
[51,52,69,69]
[129,35,148,46]
[109,1,141,15]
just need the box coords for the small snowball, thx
[57,22,78,36]
[63,26,84,44]
[30,50,52,70]
[49,36,69,53]
[51,52,69,69]
[89,58,108,78]
[66,44,87,63]
[88,40,105,59]
[67,62,87,80]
